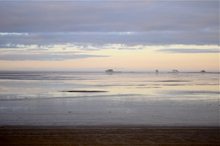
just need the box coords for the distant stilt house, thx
[105,69,114,74]
[200,70,206,73]
[172,69,179,73]
[155,69,159,73]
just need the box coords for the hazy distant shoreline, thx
[0,70,219,74]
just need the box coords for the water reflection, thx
[0,72,218,101]
[0,72,219,126]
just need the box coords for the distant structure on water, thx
[200,70,206,73]
[155,69,159,73]
[172,69,179,73]
[105,69,114,74]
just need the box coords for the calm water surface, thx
[0,71,219,126]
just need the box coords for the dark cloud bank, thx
[0,0,219,45]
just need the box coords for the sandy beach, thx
[0,126,219,146]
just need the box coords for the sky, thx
[0,0,219,71]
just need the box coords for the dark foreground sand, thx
[0,126,219,146]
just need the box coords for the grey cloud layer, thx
[0,0,219,45]
[158,48,220,54]
[0,31,218,46]
[0,52,108,61]
[0,1,218,32]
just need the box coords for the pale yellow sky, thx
[0,44,219,71]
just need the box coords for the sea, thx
[0,71,219,126]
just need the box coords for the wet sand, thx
[0,126,219,146]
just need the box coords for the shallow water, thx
[0,71,219,126]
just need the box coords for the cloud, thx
[0,1,218,45]
[156,44,220,54]
[0,32,29,36]
[0,1,218,32]
[0,43,109,61]
[158,48,220,54]
[0,31,218,45]
[0,42,218,61]
[0,53,108,61]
